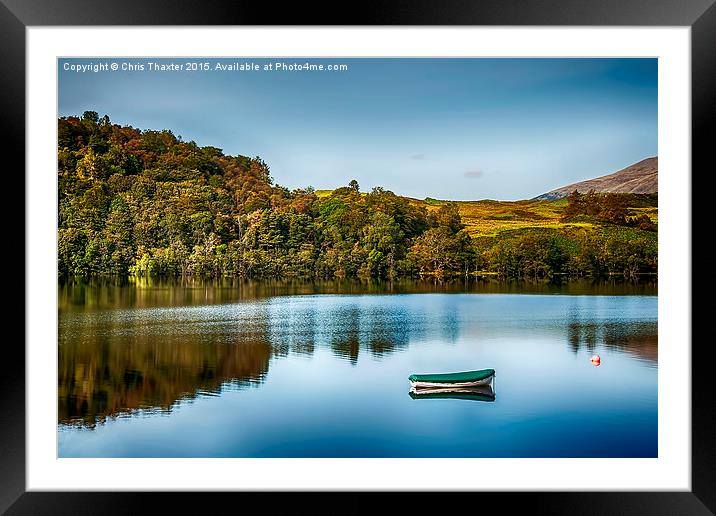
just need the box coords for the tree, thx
[408,227,456,275]
[360,212,403,278]
[431,203,463,234]
[82,110,99,125]
[104,197,135,274]
[348,179,360,192]
[563,190,585,219]
[599,194,628,225]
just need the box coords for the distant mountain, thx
[534,157,658,200]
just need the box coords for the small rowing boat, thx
[408,368,495,389]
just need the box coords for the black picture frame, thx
[4,1,711,514]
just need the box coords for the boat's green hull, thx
[408,368,495,384]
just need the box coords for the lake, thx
[58,278,658,458]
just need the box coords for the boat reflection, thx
[408,384,495,402]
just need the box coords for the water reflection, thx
[59,276,657,313]
[59,336,271,427]
[58,282,658,433]
[566,321,657,365]
[409,385,496,402]
[58,296,428,426]
[327,304,413,363]
[330,305,360,364]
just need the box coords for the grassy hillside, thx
[425,198,578,237]
[317,192,658,239]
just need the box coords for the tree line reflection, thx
[567,321,657,363]
[59,277,657,313]
[58,300,423,427]
[58,289,658,428]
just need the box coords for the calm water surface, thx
[58,279,657,457]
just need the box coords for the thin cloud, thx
[464,169,484,178]
[409,154,439,161]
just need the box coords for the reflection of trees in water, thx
[327,305,415,363]
[59,328,272,428]
[565,320,657,363]
[366,306,411,357]
[58,300,431,427]
[568,323,581,353]
[59,292,657,430]
[440,306,460,344]
[332,337,361,365]
[60,293,453,428]
[329,306,361,365]
[603,322,658,363]
[567,322,598,352]
[59,277,657,313]
[267,301,317,358]
[289,305,317,356]
[63,290,658,429]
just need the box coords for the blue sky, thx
[58,58,657,200]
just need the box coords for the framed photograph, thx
[7,0,712,513]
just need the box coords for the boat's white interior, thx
[409,375,494,390]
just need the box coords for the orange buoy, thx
[590,354,601,366]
